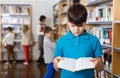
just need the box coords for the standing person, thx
[37,15,46,64]
[21,25,33,65]
[2,27,16,64]
[53,4,104,78]
[43,26,55,78]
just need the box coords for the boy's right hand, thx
[54,56,63,71]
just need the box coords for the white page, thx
[75,57,94,71]
[57,58,76,72]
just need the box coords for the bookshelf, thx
[53,3,59,40]
[81,0,113,57]
[0,4,32,61]
[53,0,69,39]
[81,0,120,78]
[112,0,120,77]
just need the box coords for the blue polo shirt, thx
[54,31,103,78]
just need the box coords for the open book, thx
[57,57,95,72]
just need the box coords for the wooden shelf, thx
[59,12,66,15]
[61,24,67,26]
[0,4,32,61]
[86,0,112,6]
[87,21,112,25]
[114,20,120,24]
[102,44,112,49]
[114,48,120,53]
[112,0,120,75]
[113,74,120,78]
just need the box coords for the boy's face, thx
[68,22,86,36]
[43,19,46,23]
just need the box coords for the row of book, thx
[61,4,67,14]
[1,5,30,15]
[87,26,112,45]
[2,25,22,32]
[53,4,58,16]
[61,17,67,25]
[54,17,58,25]
[54,17,67,25]
[87,3,113,22]
[2,16,30,25]
[54,4,67,16]
[62,27,67,36]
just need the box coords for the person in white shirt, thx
[36,15,46,64]
[2,27,16,64]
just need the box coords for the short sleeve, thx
[93,38,103,58]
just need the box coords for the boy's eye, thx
[71,25,76,27]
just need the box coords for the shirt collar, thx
[66,30,90,40]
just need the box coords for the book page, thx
[75,57,94,71]
[57,58,76,72]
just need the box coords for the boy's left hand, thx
[90,58,104,72]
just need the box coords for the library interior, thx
[0,0,120,78]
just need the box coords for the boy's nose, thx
[75,26,79,30]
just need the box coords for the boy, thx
[3,27,16,64]
[53,4,104,78]
[43,26,55,78]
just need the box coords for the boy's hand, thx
[90,58,104,72]
[54,56,63,71]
